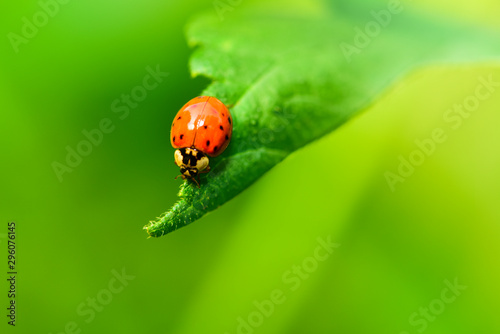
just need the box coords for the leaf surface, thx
[145,0,500,237]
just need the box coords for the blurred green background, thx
[1,0,500,334]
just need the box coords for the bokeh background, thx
[1,0,500,333]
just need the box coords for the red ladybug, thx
[171,96,233,186]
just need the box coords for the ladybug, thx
[171,96,233,186]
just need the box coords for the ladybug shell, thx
[171,96,233,157]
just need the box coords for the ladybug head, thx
[174,148,209,181]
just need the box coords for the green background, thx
[1,0,499,333]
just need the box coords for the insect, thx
[171,96,233,187]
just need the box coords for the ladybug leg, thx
[191,176,201,188]
[200,166,211,174]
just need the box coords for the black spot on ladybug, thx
[204,125,208,129]
[206,140,210,147]
[172,122,175,127]
[180,134,184,140]
[214,146,218,152]
[222,113,225,117]
[220,125,224,130]
[177,116,182,120]
[228,116,232,124]
[173,136,176,142]
[225,134,229,140]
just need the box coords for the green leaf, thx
[145,0,500,237]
